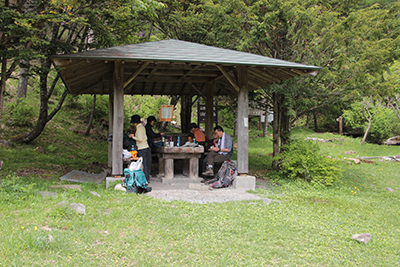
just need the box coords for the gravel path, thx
[146,189,264,204]
[144,176,269,204]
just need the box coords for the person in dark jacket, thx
[145,116,164,154]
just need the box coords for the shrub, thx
[343,102,400,144]
[6,98,38,127]
[275,139,342,185]
[367,108,400,144]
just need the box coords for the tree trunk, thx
[17,59,30,98]
[361,119,372,145]
[280,104,290,150]
[305,112,311,128]
[313,111,318,132]
[85,94,96,136]
[0,57,7,119]
[12,60,68,143]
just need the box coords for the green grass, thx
[1,115,400,265]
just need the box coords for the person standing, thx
[129,115,151,182]
[145,116,164,154]
[202,126,234,177]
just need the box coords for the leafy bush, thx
[367,108,400,144]
[343,102,400,144]
[275,139,342,185]
[6,98,38,127]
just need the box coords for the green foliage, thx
[5,99,38,127]
[218,106,235,130]
[275,139,342,185]
[0,173,36,201]
[367,108,400,143]
[343,102,400,144]
[342,101,365,131]
[83,95,109,123]
[124,95,169,122]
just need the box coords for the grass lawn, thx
[1,125,399,266]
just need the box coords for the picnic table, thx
[158,146,204,179]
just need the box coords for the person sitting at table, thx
[202,126,234,177]
[129,115,151,183]
[145,116,164,154]
[190,123,205,146]
[206,132,219,152]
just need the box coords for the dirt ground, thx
[143,175,275,204]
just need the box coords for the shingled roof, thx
[51,39,321,97]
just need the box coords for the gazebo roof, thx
[51,39,321,97]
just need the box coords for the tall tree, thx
[8,0,163,143]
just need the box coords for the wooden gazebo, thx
[51,39,321,176]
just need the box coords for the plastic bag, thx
[123,149,131,158]
[129,157,143,171]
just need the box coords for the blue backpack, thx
[123,168,148,190]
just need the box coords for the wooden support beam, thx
[216,65,240,92]
[123,61,149,89]
[178,82,186,95]
[237,65,248,175]
[191,95,200,107]
[178,65,201,81]
[189,82,206,100]
[205,81,214,139]
[112,60,125,176]
[181,95,192,133]
[146,65,159,79]
[108,89,114,168]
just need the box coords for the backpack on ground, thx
[206,160,236,189]
[123,168,149,193]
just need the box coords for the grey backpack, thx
[206,160,236,188]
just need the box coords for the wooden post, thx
[108,92,114,167]
[189,157,199,178]
[337,116,343,135]
[180,95,192,133]
[205,82,214,139]
[272,92,280,158]
[111,60,124,176]
[164,158,174,179]
[237,66,248,175]
[263,106,270,138]
[158,155,165,177]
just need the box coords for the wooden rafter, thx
[189,82,206,100]
[216,65,240,92]
[123,61,149,89]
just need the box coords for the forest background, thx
[1,0,400,151]
[1,1,400,265]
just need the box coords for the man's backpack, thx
[206,160,236,189]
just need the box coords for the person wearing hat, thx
[129,115,151,182]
